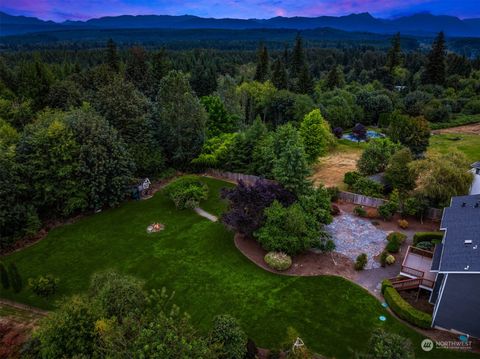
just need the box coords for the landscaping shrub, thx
[0,262,9,289]
[333,127,343,139]
[378,202,396,220]
[264,252,292,271]
[397,219,409,229]
[164,176,209,209]
[351,177,384,197]
[353,206,367,217]
[413,232,443,246]
[416,241,434,251]
[381,279,393,295]
[354,253,368,270]
[211,314,247,359]
[255,201,321,256]
[343,171,361,187]
[8,263,22,293]
[380,251,389,267]
[383,286,433,328]
[386,232,406,254]
[330,204,340,216]
[28,275,59,298]
[386,255,395,265]
[326,186,340,202]
[369,329,414,359]
[387,232,407,243]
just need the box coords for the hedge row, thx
[413,232,443,246]
[382,280,433,329]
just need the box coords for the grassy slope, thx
[0,177,475,358]
[429,133,480,163]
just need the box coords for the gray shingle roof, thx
[439,194,480,272]
[472,161,480,169]
[433,274,480,338]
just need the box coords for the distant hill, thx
[1,11,479,37]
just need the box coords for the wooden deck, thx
[398,246,435,290]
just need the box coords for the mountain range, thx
[1,11,479,37]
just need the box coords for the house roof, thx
[472,161,480,169]
[433,274,480,338]
[438,194,480,272]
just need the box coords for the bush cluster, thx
[397,219,409,229]
[353,206,367,217]
[354,253,368,270]
[382,280,433,328]
[386,232,406,253]
[264,252,292,271]
[28,275,59,298]
[164,176,208,209]
[412,232,443,246]
[416,241,434,251]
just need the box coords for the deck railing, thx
[408,246,434,258]
[401,265,425,278]
[390,277,435,290]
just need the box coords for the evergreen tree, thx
[273,124,311,195]
[190,60,217,97]
[291,34,305,78]
[326,66,342,90]
[425,31,446,85]
[125,46,150,94]
[8,262,22,293]
[151,49,172,93]
[0,262,9,289]
[386,32,402,71]
[106,39,119,72]
[254,45,270,82]
[298,64,314,94]
[154,71,207,167]
[271,57,288,90]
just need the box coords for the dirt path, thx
[432,122,480,135]
[194,207,218,222]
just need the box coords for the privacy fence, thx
[338,190,443,221]
[205,170,443,221]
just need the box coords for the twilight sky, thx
[1,0,479,22]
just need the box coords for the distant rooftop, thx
[438,194,480,272]
[472,161,480,169]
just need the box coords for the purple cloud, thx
[1,0,479,22]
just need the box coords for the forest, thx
[1,31,480,253]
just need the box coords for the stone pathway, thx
[325,211,390,269]
[194,207,218,222]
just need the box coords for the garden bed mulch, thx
[234,234,357,280]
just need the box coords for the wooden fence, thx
[206,170,444,221]
[338,190,443,221]
[205,169,263,184]
[338,191,388,208]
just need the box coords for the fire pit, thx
[147,223,165,233]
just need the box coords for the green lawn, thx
[429,133,480,163]
[0,176,476,358]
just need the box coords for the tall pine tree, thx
[254,45,270,82]
[425,32,446,85]
[291,34,305,78]
[386,32,402,71]
[271,57,288,90]
[106,38,119,73]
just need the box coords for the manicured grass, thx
[0,176,476,358]
[429,133,480,163]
